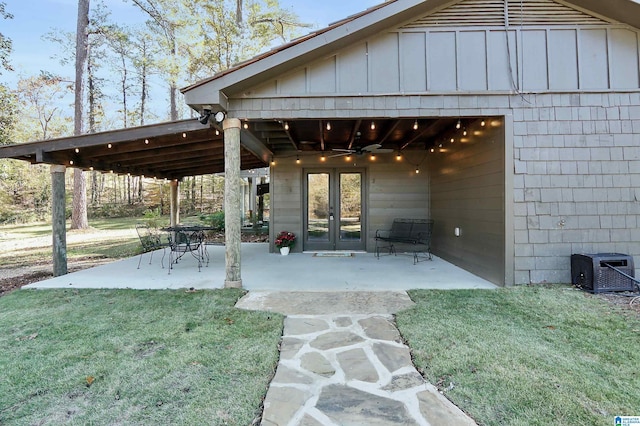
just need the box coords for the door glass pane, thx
[307,173,330,241]
[340,173,361,242]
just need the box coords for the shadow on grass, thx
[0,288,284,425]
[396,286,640,426]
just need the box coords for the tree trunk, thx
[71,0,90,230]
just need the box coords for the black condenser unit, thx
[571,253,636,293]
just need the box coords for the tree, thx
[0,1,13,74]
[0,84,16,145]
[15,73,73,141]
[71,0,90,230]
[0,2,15,145]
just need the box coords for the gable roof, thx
[182,0,640,112]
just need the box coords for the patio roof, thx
[0,119,271,180]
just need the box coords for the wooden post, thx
[51,165,68,276]
[169,179,179,227]
[223,118,242,288]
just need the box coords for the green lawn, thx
[396,286,640,426]
[0,289,283,425]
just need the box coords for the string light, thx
[430,148,435,153]
[75,148,80,153]
[370,121,376,130]
[450,138,455,143]
[243,121,249,129]
[215,130,220,136]
[370,153,376,161]
[182,133,187,138]
[481,119,486,127]
[415,167,420,174]
[320,152,326,162]
[413,120,418,130]
[456,119,461,130]
[396,152,402,161]
[107,143,112,149]
[296,155,300,164]
[463,129,468,136]
[326,121,331,131]
[144,139,149,144]
[270,157,275,166]
[69,160,74,165]
[284,122,289,130]
[346,155,352,161]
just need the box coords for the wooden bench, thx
[375,219,434,264]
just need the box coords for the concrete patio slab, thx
[24,243,497,291]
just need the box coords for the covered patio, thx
[23,243,496,291]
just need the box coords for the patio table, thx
[162,225,215,273]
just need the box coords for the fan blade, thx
[370,148,393,153]
[328,152,350,158]
[361,144,382,152]
[331,148,355,153]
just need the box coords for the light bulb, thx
[456,119,461,129]
[182,133,187,138]
[284,122,289,130]
[326,121,331,131]
[75,148,80,153]
[481,120,486,127]
[243,122,249,129]
[320,153,326,162]
[463,129,467,136]
[346,155,352,161]
[413,120,418,130]
[370,153,376,161]
[396,152,402,161]
[145,139,149,144]
[296,156,300,164]
[450,138,455,143]
[69,160,74,165]
[107,143,112,149]
[370,121,376,130]
[415,168,420,174]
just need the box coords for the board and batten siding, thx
[246,26,640,98]
[430,119,507,286]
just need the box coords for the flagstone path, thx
[240,292,477,426]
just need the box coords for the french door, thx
[303,169,366,251]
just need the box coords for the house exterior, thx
[182,0,640,287]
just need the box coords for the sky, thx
[2,0,382,89]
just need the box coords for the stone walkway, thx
[237,292,477,426]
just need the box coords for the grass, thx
[396,286,640,426]
[0,288,283,425]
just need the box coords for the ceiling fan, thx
[330,143,393,157]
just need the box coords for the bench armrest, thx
[375,229,391,239]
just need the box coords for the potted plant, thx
[275,231,296,255]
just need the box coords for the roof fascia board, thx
[0,119,210,159]
[183,0,448,100]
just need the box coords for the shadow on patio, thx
[24,243,497,291]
